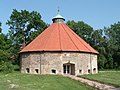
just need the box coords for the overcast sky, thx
[0,0,120,33]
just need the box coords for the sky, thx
[0,0,120,34]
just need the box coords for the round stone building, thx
[20,14,99,76]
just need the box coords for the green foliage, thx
[6,9,47,63]
[0,23,14,73]
[98,54,107,70]
[66,20,94,43]
[0,46,14,73]
[6,9,47,48]
[0,61,14,73]
[103,22,120,69]
[0,39,14,73]
[0,50,9,61]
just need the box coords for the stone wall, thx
[20,52,98,75]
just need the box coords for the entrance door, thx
[63,63,75,75]
[63,64,70,74]
[71,64,75,75]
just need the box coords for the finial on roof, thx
[52,7,65,23]
[57,6,60,14]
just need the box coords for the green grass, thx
[79,71,120,87]
[0,72,94,90]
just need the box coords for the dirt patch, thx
[9,83,19,89]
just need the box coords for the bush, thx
[0,61,14,73]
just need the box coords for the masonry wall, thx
[20,52,98,75]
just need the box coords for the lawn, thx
[0,72,94,90]
[80,71,120,87]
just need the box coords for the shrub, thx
[0,60,14,73]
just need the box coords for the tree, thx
[90,29,108,69]
[0,22,1,33]
[104,22,120,69]
[7,9,47,49]
[6,9,47,62]
[66,20,94,44]
[0,23,14,73]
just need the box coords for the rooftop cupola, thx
[52,9,65,23]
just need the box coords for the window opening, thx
[88,69,90,74]
[93,68,96,73]
[26,68,29,73]
[35,69,39,74]
[67,65,70,74]
[52,69,56,74]
[93,68,96,71]
[79,70,82,73]
[63,65,66,73]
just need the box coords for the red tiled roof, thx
[20,23,98,54]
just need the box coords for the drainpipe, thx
[39,52,42,74]
[90,54,92,74]
[27,53,31,73]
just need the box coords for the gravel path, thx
[64,75,120,90]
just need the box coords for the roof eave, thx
[19,50,99,55]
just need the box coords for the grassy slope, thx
[0,72,94,90]
[80,71,120,87]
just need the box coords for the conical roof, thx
[20,15,98,54]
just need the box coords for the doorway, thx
[63,63,75,75]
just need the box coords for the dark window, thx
[88,69,90,73]
[93,68,96,73]
[79,70,82,73]
[93,68,96,71]
[35,69,39,74]
[67,65,70,74]
[63,65,66,73]
[26,68,29,73]
[52,69,56,74]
